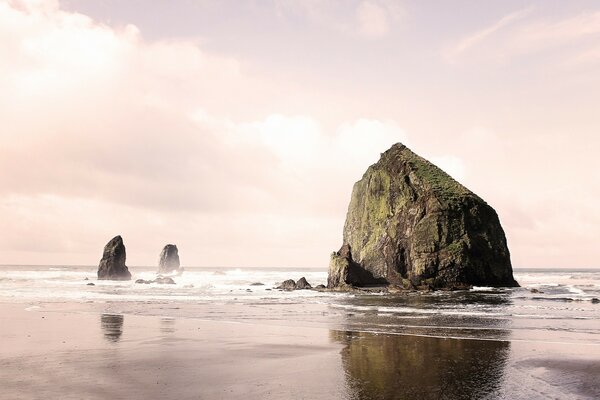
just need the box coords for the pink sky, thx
[1,0,599,268]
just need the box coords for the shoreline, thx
[0,302,348,400]
[1,301,599,399]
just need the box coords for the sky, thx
[1,0,599,268]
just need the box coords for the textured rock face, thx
[158,244,181,274]
[276,277,313,290]
[328,143,518,289]
[277,279,297,290]
[98,236,131,280]
[295,277,312,289]
[327,244,385,288]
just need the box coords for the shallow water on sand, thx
[1,266,598,342]
[1,266,599,399]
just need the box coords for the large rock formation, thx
[157,244,181,274]
[328,143,518,289]
[97,236,131,280]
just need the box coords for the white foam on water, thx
[0,265,333,304]
[2,266,599,344]
[471,286,496,291]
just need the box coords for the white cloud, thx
[0,0,411,265]
[445,7,533,63]
[446,7,600,67]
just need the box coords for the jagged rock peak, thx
[97,235,131,281]
[158,244,181,274]
[295,277,312,289]
[328,143,518,290]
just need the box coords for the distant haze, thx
[1,0,599,268]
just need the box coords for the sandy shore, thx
[0,303,347,400]
[1,302,599,399]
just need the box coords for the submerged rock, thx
[158,244,182,274]
[135,277,176,285]
[97,236,131,281]
[328,143,518,290]
[154,276,176,285]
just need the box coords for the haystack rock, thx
[328,143,518,290]
[97,236,131,281]
[157,244,182,274]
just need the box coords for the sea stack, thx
[97,235,131,280]
[158,244,181,274]
[328,143,518,290]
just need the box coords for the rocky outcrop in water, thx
[157,244,182,274]
[97,236,131,280]
[277,279,297,290]
[328,143,518,290]
[295,277,312,289]
[276,277,313,290]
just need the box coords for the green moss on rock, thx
[328,143,518,289]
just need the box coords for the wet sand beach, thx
[1,302,599,400]
[0,303,346,400]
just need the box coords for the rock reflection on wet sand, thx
[160,317,176,335]
[331,330,510,400]
[100,314,124,343]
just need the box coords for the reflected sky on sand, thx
[100,314,124,343]
[331,330,510,400]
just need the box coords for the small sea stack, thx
[276,277,313,290]
[158,244,182,275]
[328,143,518,290]
[97,235,131,281]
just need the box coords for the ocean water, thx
[2,265,600,399]
[0,265,599,345]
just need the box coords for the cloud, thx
[445,7,600,67]
[444,7,533,63]
[445,126,600,268]
[515,11,600,48]
[3,0,598,269]
[0,0,410,265]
